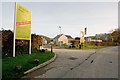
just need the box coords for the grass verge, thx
[69,45,106,49]
[2,51,54,80]
[82,45,106,49]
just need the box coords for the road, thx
[23,46,118,78]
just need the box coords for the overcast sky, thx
[2,2,118,38]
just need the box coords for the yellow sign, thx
[80,31,85,43]
[15,3,32,40]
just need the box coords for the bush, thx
[2,30,13,58]
[16,46,29,55]
[1,30,44,58]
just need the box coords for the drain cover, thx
[68,57,78,60]
[109,61,112,63]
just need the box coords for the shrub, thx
[1,30,44,58]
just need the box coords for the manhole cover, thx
[109,61,112,63]
[68,57,78,60]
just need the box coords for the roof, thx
[75,37,80,40]
[54,34,63,39]
[65,35,73,39]
[54,34,73,39]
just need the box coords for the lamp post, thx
[41,37,43,49]
[50,42,53,53]
[59,26,61,34]
[84,27,87,47]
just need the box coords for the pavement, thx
[22,46,118,78]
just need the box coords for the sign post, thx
[13,3,32,57]
[29,29,31,54]
[80,31,85,48]
[13,2,16,57]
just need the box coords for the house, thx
[87,36,102,42]
[31,34,49,49]
[42,37,47,45]
[53,34,73,45]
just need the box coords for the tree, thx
[111,28,120,45]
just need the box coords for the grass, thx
[69,45,106,49]
[2,51,54,80]
[82,45,106,49]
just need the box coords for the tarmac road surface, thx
[23,46,118,78]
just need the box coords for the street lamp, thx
[59,26,61,34]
